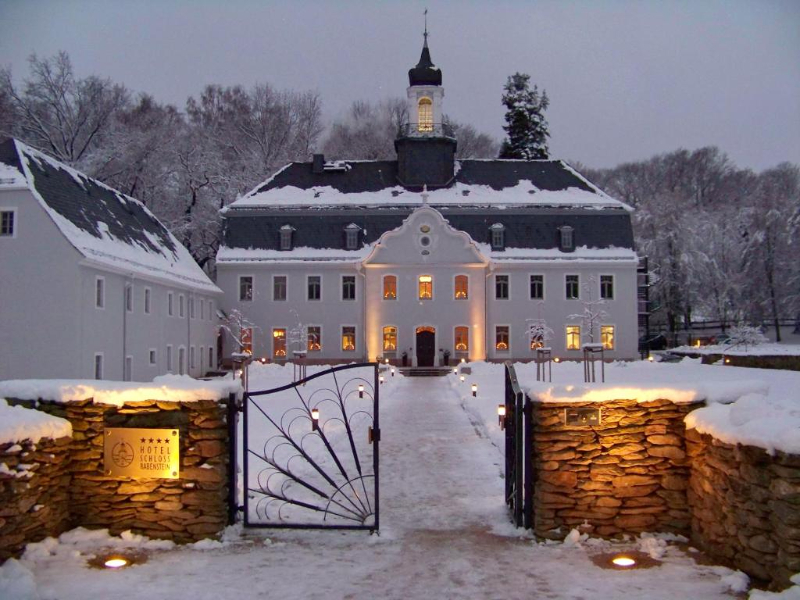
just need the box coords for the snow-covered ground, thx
[672,342,800,356]
[2,360,798,599]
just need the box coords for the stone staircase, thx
[398,367,452,377]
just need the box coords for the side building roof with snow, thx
[0,138,220,293]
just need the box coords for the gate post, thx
[227,392,240,525]
[523,396,534,530]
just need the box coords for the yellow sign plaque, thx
[104,428,180,479]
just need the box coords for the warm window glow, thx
[273,329,286,357]
[383,326,397,352]
[307,326,321,351]
[454,275,468,299]
[342,327,356,351]
[566,325,581,350]
[455,326,469,352]
[530,334,544,351]
[419,275,433,299]
[418,97,433,132]
[601,325,615,350]
[242,328,253,355]
[495,326,510,351]
[383,275,397,300]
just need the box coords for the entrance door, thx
[416,327,436,367]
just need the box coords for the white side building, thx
[0,139,222,381]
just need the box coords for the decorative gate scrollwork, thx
[243,363,379,531]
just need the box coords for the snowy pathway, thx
[7,373,745,600]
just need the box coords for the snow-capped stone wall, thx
[686,429,800,590]
[0,428,72,562]
[530,398,702,539]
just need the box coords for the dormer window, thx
[559,225,574,251]
[418,97,433,132]
[490,223,505,250]
[280,224,295,250]
[345,223,360,250]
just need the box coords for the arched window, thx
[383,326,397,352]
[383,275,397,300]
[418,275,433,299]
[454,275,468,299]
[454,326,469,352]
[418,97,433,132]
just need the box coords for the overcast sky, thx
[1,0,798,171]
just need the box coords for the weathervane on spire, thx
[423,8,428,47]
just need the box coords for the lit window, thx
[566,326,581,350]
[495,275,509,300]
[530,275,544,300]
[242,328,253,355]
[419,275,433,300]
[530,332,544,351]
[455,326,469,352]
[559,226,574,251]
[342,326,356,351]
[308,276,321,301]
[125,285,133,312]
[495,326,510,351]
[95,277,105,309]
[94,354,103,380]
[144,288,152,314]
[342,276,356,301]
[454,275,468,299]
[240,276,253,302]
[383,326,397,352]
[0,210,15,237]
[418,97,433,132]
[383,275,397,300]
[566,275,579,300]
[307,326,321,351]
[600,275,614,300]
[273,276,287,301]
[280,225,294,250]
[345,224,360,250]
[273,329,286,358]
[490,223,505,250]
[601,325,615,350]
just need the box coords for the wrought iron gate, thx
[504,362,533,529]
[239,363,380,531]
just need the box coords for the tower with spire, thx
[395,12,457,189]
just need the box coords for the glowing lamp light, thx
[553,357,561,363]
[611,556,636,568]
[648,355,654,362]
[380,375,385,385]
[471,383,478,397]
[104,557,129,569]
[358,384,364,398]
[385,358,389,364]
[459,375,465,383]
[260,357,267,364]
[497,404,506,429]
[460,357,465,364]
[725,357,731,364]
[311,408,320,431]
[391,368,395,377]
[453,368,458,375]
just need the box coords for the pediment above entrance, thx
[364,205,488,266]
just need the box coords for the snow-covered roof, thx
[482,245,638,263]
[217,245,374,264]
[0,139,220,294]
[225,159,631,211]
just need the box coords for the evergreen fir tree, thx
[499,73,550,160]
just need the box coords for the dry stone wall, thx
[0,435,72,561]
[2,396,233,560]
[687,429,800,590]
[531,398,703,539]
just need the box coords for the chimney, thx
[312,154,325,174]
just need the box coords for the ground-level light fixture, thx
[452,367,458,375]
[88,551,147,570]
[104,557,129,569]
[471,383,478,397]
[391,368,395,377]
[460,358,466,364]
[380,375,385,385]
[648,355,654,362]
[591,550,658,571]
[358,384,364,398]
[554,357,561,363]
[260,357,267,364]
[459,375,465,383]
[725,357,731,364]
[611,556,636,568]
[311,408,320,431]
[497,404,506,429]
[385,358,389,365]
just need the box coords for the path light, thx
[554,357,561,364]
[311,408,320,431]
[497,404,506,429]
[391,368,395,377]
[385,358,389,365]
[611,555,636,568]
[471,383,478,397]
[358,384,364,398]
[459,375,465,383]
[104,557,129,569]
[453,368,458,375]
[648,355,654,363]
[460,358,465,364]
[725,357,731,364]
[260,357,267,364]
[380,375,385,385]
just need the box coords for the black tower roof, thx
[408,40,442,87]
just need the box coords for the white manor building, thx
[216,40,639,366]
[0,140,221,381]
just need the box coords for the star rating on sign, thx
[140,438,146,443]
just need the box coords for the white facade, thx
[217,205,638,365]
[0,142,221,381]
